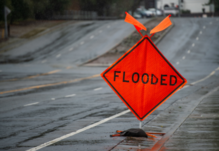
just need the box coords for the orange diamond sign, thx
[101,35,187,121]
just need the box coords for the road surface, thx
[0,17,219,151]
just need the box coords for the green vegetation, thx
[0,0,141,25]
[205,0,219,12]
[0,0,71,25]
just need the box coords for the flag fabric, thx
[150,15,172,34]
[124,12,147,31]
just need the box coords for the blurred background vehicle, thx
[137,7,153,18]
[163,7,179,16]
[148,8,163,16]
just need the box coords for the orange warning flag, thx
[125,12,147,31]
[150,15,172,34]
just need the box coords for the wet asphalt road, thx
[0,17,219,151]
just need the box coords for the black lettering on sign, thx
[170,75,177,86]
[123,72,129,82]
[132,72,139,83]
[151,74,158,85]
[161,75,167,85]
[114,71,121,81]
[142,73,149,84]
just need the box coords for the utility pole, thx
[155,0,157,17]
[178,0,181,17]
[4,6,11,39]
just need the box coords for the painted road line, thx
[69,48,73,51]
[200,31,202,34]
[24,70,61,80]
[182,56,185,60]
[94,87,102,91]
[0,74,100,95]
[0,70,61,83]
[51,98,56,100]
[26,109,130,151]
[66,66,72,69]
[107,25,110,28]
[192,43,195,47]
[24,102,39,106]
[56,54,61,58]
[65,94,75,98]
[187,50,190,53]
[176,62,179,65]
[210,22,212,24]
[99,30,102,33]
[90,35,94,39]
[203,26,206,29]
[26,67,219,151]
[196,37,199,40]
[80,41,84,45]
[41,60,47,63]
[191,70,216,85]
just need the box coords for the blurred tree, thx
[205,0,219,12]
[0,0,71,24]
[10,0,32,23]
[78,0,142,17]
[0,0,12,25]
[33,0,71,19]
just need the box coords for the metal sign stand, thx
[139,121,142,129]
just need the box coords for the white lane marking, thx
[65,94,76,98]
[90,35,94,39]
[182,56,185,60]
[176,62,179,65]
[187,50,190,53]
[107,25,110,28]
[191,70,215,85]
[69,48,73,51]
[200,31,202,34]
[196,37,199,40]
[216,67,219,71]
[26,109,130,151]
[209,22,212,24]
[51,98,56,100]
[203,26,206,29]
[26,66,219,151]
[56,54,61,58]
[80,41,84,45]
[99,30,102,33]
[24,102,39,106]
[94,87,102,91]
[192,43,195,47]
[41,60,47,63]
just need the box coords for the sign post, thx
[4,6,11,39]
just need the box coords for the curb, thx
[154,23,174,45]
[81,19,175,67]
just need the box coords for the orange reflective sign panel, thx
[101,35,187,121]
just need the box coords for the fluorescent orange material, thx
[125,12,146,31]
[150,15,172,34]
[101,35,187,121]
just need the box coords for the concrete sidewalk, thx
[111,82,219,150]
